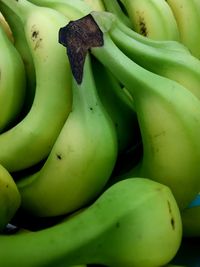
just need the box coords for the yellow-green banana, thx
[108,18,200,101]
[92,57,140,154]
[31,0,187,54]
[118,0,180,41]
[0,164,21,232]
[0,1,36,115]
[0,11,13,42]
[82,0,105,11]
[0,178,182,267]
[0,23,26,132]
[17,54,118,217]
[102,0,132,28]
[0,0,72,172]
[166,0,200,59]
[28,0,92,20]
[73,12,200,210]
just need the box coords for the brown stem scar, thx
[59,14,104,84]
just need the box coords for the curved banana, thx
[0,178,182,267]
[0,164,21,232]
[102,0,132,28]
[0,0,72,172]
[118,0,180,41]
[77,12,200,210]
[82,0,105,11]
[166,0,200,59]
[28,0,92,20]
[30,0,188,54]
[0,11,13,42]
[0,1,36,115]
[0,23,26,132]
[17,54,118,217]
[92,57,140,154]
[108,21,200,101]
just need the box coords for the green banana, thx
[0,1,36,115]
[31,0,188,54]
[92,57,140,154]
[102,0,132,28]
[118,0,180,41]
[0,11,13,42]
[17,54,118,217]
[166,0,200,59]
[0,23,26,132]
[28,0,92,21]
[0,178,182,267]
[107,19,200,101]
[0,0,72,172]
[82,0,105,11]
[0,164,21,232]
[114,15,189,53]
[63,12,200,210]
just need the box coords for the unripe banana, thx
[108,18,200,101]
[82,0,105,11]
[102,0,136,28]
[0,23,26,132]
[0,178,182,267]
[119,0,180,41]
[166,0,200,59]
[0,1,36,115]
[17,54,118,217]
[0,0,72,172]
[0,164,21,232]
[28,0,92,21]
[0,11,13,42]
[82,11,200,209]
[92,57,140,154]
[30,0,187,55]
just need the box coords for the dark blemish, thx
[167,201,175,230]
[32,30,39,39]
[116,222,120,228]
[56,154,62,160]
[31,27,42,50]
[167,200,172,213]
[137,14,148,37]
[6,184,8,188]
[59,14,104,84]
[171,217,175,229]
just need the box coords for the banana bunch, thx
[116,0,200,59]
[0,0,200,266]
